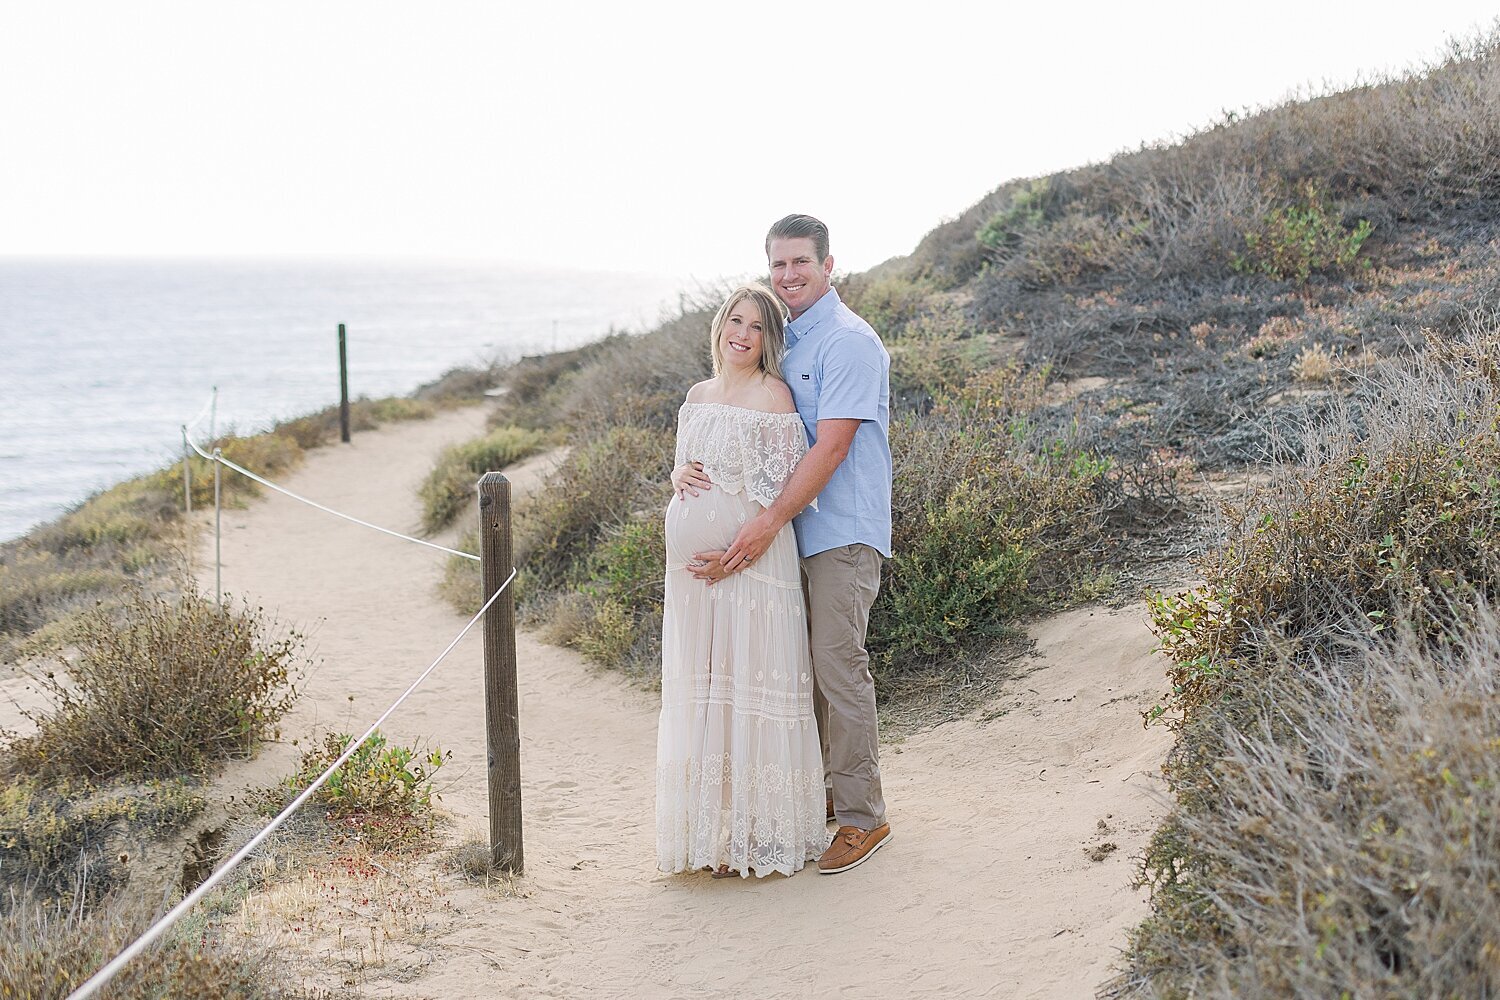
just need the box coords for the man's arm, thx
[714,418,859,574]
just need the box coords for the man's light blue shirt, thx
[781,286,892,559]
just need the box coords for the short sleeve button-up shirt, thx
[781,286,892,559]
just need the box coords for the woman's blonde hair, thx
[709,284,788,380]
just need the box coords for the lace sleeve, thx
[744,414,815,511]
[678,404,816,511]
[674,406,689,469]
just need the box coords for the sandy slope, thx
[200,406,1174,999]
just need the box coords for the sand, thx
[196,405,1175,999]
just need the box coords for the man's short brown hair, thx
[765,214,830,264]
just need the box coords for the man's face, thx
[768,236,833,319]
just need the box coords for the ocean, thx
[0,257,687,543]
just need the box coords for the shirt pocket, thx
[783,362,819,423]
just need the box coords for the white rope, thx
[183,390,217,434]
[66,567,518,1000]
[184,431,480,562]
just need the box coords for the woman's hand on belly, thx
[687,549,731,585]
[672,461,714,499]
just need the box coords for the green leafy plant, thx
[1232,182,1373,282]
[287,730,449,851]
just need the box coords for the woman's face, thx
[719,298,766,373]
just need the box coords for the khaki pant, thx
[802,543,886,831]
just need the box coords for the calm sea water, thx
[0,257,685,542]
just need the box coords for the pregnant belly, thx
[664,489,757,562]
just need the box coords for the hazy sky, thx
[2,2,1494,283]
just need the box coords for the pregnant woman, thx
[656,284,829,879]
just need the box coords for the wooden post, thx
[478,472,523,873]
[338,323,351,444]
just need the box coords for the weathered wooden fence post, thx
[338,323,351,444]
[478,472,523,873]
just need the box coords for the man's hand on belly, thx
[688,550,732,585]
[721,512,780,574]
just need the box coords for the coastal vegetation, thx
[0,377,486,997]
[434,30,1500,997]
[6,26,1500,997]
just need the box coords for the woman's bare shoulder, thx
[684,378,718,403]
[755,377,798,415]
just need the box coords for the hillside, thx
[3,30,1498,1000]
[476,33,1500,999]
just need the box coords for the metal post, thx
[208,385,218,443]
[213,448,223,604]
[181,426,192,518]
[478,472,522,873]
[338,323,351,444]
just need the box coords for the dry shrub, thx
[413,363,501,405]
[493,300,717,434]
[7,590,305,780]
[1290,342,1336,382]
[1119,321,1500,998]
[417,424,548,533]
[0,551,126,636]
[1245,314,1304,358]
[1114,610,1500,999]
[1147,327,1500,722]
[0,777,203,897]
[916,29,1500,299]
[273,395,435,449]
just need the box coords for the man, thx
[680,214,892,874]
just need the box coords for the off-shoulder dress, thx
[655,402,830,878]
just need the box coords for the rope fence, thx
[67,569,515,1000]
[65,390,525,1000]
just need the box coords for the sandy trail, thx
[202,406,1174,999]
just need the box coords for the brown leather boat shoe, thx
[818,823,892,874]
[826,796,835,823]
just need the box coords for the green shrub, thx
[1120,328,1500,998]
[571,517,666,675]
[515,425,673,597]
[1231,182,1374,282]
[418,425,548,533]
[7,590,305,780]
[977,178,1053,252]
[1146,343,1500,724]
[841,272,940,337]
[279,730,449,851]
[870,365,1109,671]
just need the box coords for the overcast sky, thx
[2,2,1494,283]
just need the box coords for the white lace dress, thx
[656,402,830,878]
